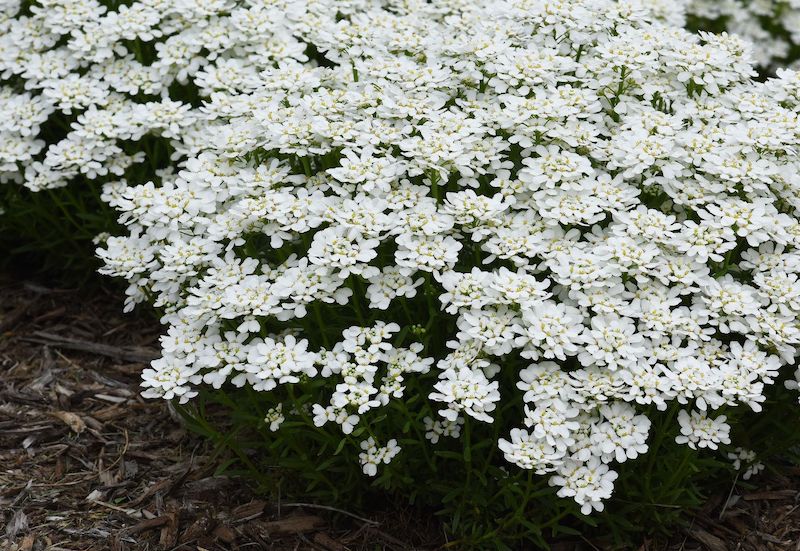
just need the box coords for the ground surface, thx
[1,275,800,551]
[0,277,436,551]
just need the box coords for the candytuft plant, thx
[5,0,800,548]
[0,0,202,271]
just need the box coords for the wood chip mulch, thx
[0,277,437,551]
[2,274,800,551]
[654,473,800,551]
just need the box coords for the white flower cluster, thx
[688,0,800,68]
[424,415,464,444]
[0,0,303,191]
[264,403,285,432]
[311,322,434,436]
[675,409,731,450]
[727,447,765,480]
[75,0,800,514]
[359,437,401,476]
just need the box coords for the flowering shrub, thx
[687,0,800,69]
[0,0,690,265]
[0,0,209,194]
[0,0,229,267]
[6,0,800,546]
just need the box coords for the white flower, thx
[456,306,520,356]
[308,227,380,280]
[550,458,618,515]
[675,409,731,450]
[727,447,764,480]
[498,428,565,474]
[429,366,501,423]
[242,335,318,391]
[516,301,585,361]
[328,147,406,193]
[578,315,646,371]
[516,362,569,403]
[141,355,201,404]
[519,145,594,191]
[685,1,797,68]
[424,415,464,444]
[395,233,463,274]
[367,267,423,310]
[590,403,651,463]
[312,404,360,435]
[523,401,580,451]
[358,437,401,476]
[264,404,285,432]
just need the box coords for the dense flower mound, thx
[0,0,301,192]
[688,0,800,69]
[87,0,800,516]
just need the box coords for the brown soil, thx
[1,274,799,551]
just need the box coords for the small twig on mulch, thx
[280,503,380,526]
[19,331,158,363]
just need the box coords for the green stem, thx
[312,303,330,348]
[349,275,366,325]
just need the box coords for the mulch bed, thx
[0,277,437,551]
[1,274,800,551]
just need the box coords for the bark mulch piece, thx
[3,274,800,551]
[667,472,800,551]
